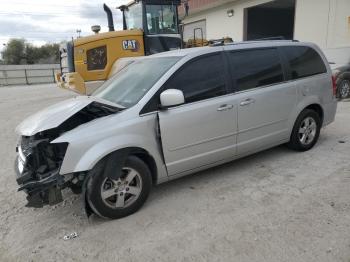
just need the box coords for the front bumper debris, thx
[15,100,122,208]
[15,135,70,208]
[15,156,65,208]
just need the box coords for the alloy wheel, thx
[298,117,317,146]
[100,167,142,209]
[339,80,350,99]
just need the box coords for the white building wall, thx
[295,0,350,49]
[183,0,273,41]
[183,0,350,66]
[294,0,330,48]
[294,0,350,65]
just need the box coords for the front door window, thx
[146,4,178,34]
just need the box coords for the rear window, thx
[282,46,327,79]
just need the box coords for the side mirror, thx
[160,89,185,108]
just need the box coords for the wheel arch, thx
[85,147,159,185]
[58,134,168,184]
[126,147,158,185]
[288,97,324,137]
[338,72,350,82]
[304,103,324,125]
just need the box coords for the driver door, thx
[158,53,238,176]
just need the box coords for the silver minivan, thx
[15,41,337,219]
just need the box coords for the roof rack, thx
[208,37,299,47]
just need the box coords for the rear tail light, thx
[332,76,337,97]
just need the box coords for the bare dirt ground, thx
[0,84,349,262]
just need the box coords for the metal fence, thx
[0,64,60,86]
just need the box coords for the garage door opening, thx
[244,0,296,41]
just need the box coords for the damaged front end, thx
[15,99,122,208]
[15,135,68,207]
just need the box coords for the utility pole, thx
[76,29,82,38]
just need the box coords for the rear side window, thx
[165,53,227,103]
[228,48,284,92]
[282,46,327,79]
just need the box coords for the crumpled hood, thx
[16,96,120,137]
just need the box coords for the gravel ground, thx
[0,84,349,262]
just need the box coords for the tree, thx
[37,43,60,64]
[1,39,26,64]
[25,44,40,64]
[1,39,60,65]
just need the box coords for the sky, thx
[0,0,129,52]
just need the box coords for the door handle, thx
[240,98,255,106]
[217,104,233,111]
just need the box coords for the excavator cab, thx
[56,0,182,95]
[120,0,182,54]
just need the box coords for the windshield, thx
[146,4,178,34]
[93,57,180,108]
[125,3,143,30]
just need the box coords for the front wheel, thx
[287,109,321,152]
[86,155,152,219]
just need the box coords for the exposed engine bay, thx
[15,101,122,208]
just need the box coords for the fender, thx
[55,134,168,184]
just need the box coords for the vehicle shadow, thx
[84,144,296,225]
[149,145,293,198]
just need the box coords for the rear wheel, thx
[287,109,321,151]
[86,155,152,219]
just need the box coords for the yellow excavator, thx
[55,0,183,94]
[56,0,232,95]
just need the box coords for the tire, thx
[287,109,321,152]
[86,155,152,219]
[337,79,350,100]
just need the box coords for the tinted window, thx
[165,53,227,103]
[282,46,327,79]
[228,48,284,91]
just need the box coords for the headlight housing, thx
[18,145,26,163]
